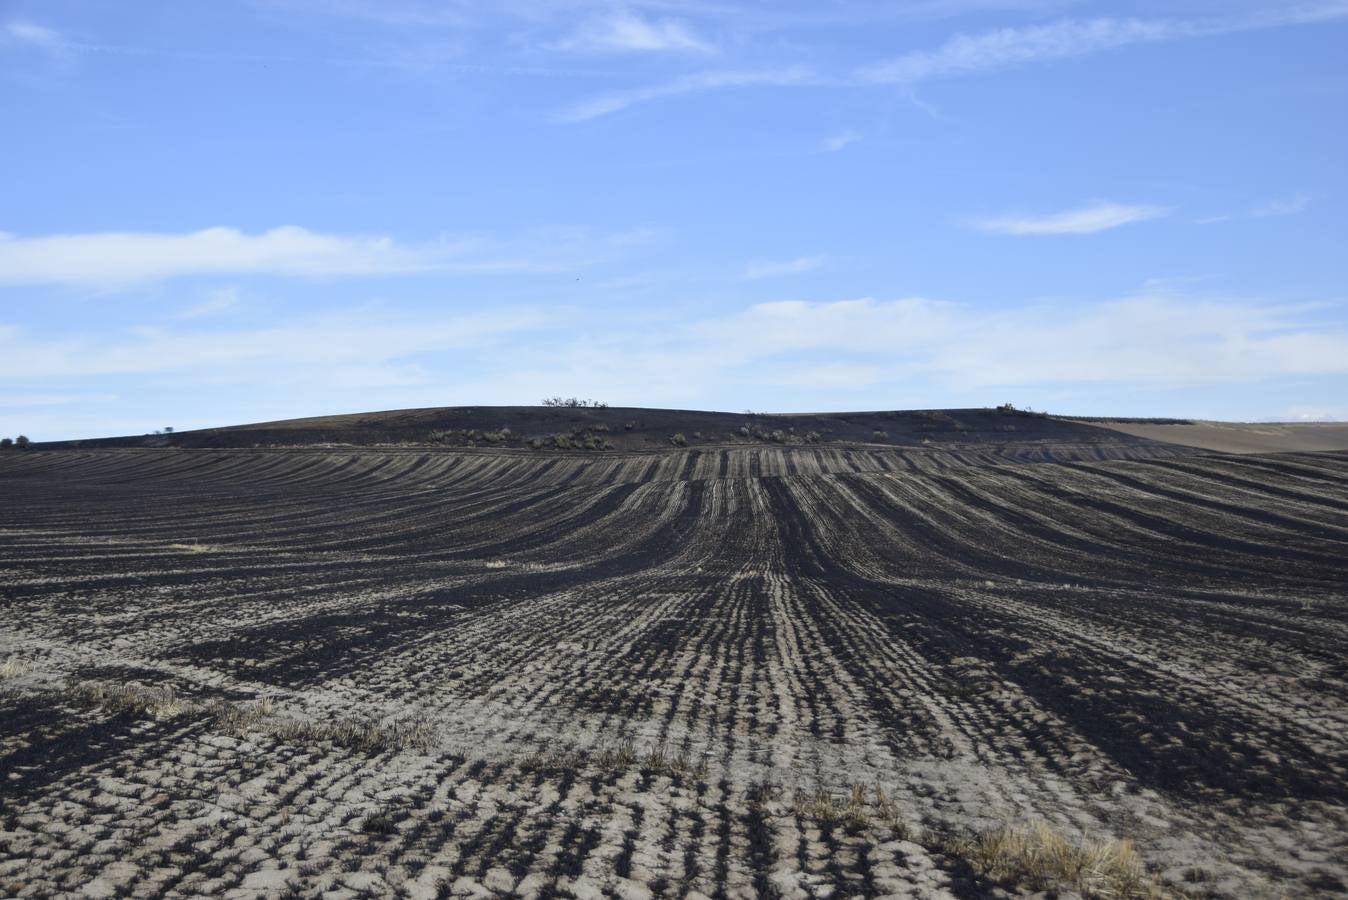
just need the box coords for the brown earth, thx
[2,409,1346,898]
[1090,420,1348,455]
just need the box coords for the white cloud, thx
[1280,405,1348,422]
[743,255,825,280]
[553,5,1348,121]
[821,131,861,152]
[0,306,552,379]
[0,225,646,287]
[5,21,67,52]
[858,6,1348,85]
[9,289,1348,437]
[1252,193,1313,217]
[703,294,1348,389]
[553,66,815,122]
[968,201,1170,235]
[428,291,1348,416]
[1197,192,1314,224]
[553,11,714,54]
[860,18,1186,84]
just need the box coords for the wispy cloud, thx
[0,306,552,379]
[553,65,816,122]
[1198,192,1315,224]
[968,201,1170,235]
[821,130,861,152]
[552,11,714,54]
[743,255,825,280]
[688,293,1348,389]
[0,225,648,287]
[858,5,1348,85]
[554,4,1348,121]
[1252,192,1313,217]
[452,291,1348,411]
[4,20,75,59]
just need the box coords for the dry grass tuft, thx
[523,738,708,780]
[520,748,583,774]
[951,820,1164,899]
[792,783,872,831]
[58,678,432,753]
[213,702,434,753]
[65,680,191,719]
[639,741,709,779]
[786,781,912,837]
[595,737,639,771]
[0,656,27,679]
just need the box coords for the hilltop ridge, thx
[38,404,1149,451]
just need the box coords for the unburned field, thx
[1,439,1346,898]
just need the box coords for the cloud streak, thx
[553,11,714,54]
[968,201,1170,235]
[743,255,825,280]
[465,291,1348,408]
[821,131,861,152]
[858,4,1348,85]
[0,226,647,287]
[553,66,816,122]
[7,289,1347,438]
[555,3,1348,120]
[0,306,552,379]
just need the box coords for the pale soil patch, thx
[1093,421,1348,454]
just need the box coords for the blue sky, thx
[2,0,1346,440]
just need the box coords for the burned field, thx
[1,430,1346,898]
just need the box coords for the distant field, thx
[2,415,1346,898]
[1091,420,1348,455]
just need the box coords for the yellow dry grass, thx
[59,678,432,753]
[952,820,1165,899]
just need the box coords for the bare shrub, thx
[541,397,607,408]
[670,433,688,447]
[871,430,887,441]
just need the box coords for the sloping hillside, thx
[37,404,1166,452]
